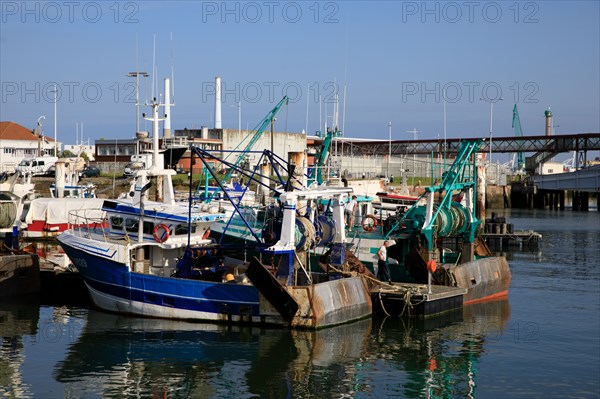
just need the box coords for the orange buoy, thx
[153,224,170,243]
[426,260,437,273]
[362,215,378,232]
[428,357,437,371]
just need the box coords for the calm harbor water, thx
[1,209,599,398]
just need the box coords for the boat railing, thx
[67,208,109,239]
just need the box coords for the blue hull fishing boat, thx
[56,97,263,323]
[58,230,260,321]
[58,95,372,328]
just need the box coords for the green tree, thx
[61,150,77,157]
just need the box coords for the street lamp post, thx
[41,86,57,155]
[36,116,45,157]
[480,96,503,164]
[52,85,58,156]
[489,101,493,162]
[387,121,392,178]
[407,128,420,181]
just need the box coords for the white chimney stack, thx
[215,76,222,129]
[164,78,171,139]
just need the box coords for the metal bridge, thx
[318,133,600,193]
[341,133,600,157]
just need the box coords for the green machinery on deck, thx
[386,140,482,262]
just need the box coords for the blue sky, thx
[1,1,599,146]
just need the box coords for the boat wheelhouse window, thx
[110,216,124,230]
[125,218,138,232]
[125,219,158,235]
[143,221,154,235]
[174,223,196,235]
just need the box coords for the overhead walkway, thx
[341,133,600,156]
[531,166,600,192]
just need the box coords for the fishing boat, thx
[22,158,104,239]
[57,97,372,328]
[0,211,40,296]
[56,99,248,322]
[49,157,97,198]
[213,140,511,305]
[350,140,512,304]
[308,139,511,305]
[192,146,373,328]
[23,197,105,238]
[241,184,373,329]
[373,191,419,214]
[0,171,35,238]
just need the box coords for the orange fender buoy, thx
[427,260,437,273]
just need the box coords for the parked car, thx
[123,161,145,177]
[79,166,101,178]
[15,156,58,176]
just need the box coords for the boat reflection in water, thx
[54,299,510,398]
[0,298,40,398]
[368,299,511,398]
[54,311,372,398]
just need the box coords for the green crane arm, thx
[420,140,482,251]
[309,128,337,185]
[241,95,288,160]
[201,95,289,198]
[512,104,525,172]
[434,140,481,196]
